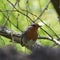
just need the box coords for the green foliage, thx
[0,0,59,52]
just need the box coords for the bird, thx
[21,23,41,47]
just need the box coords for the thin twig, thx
[40,27,53,38]
[1,12,23,32]
[34,0,51,22]
[7,0,35,23]
[40,19,59,38]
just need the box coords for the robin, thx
[21,23,41,47]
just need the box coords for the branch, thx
[38,36,60,46]
[34,0,51,22]
[0,26,21,43]
[7,0,59,39]
[7,0,35,23]
[0,26,60,47]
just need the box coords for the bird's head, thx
[31,23,41,29]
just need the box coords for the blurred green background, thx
[0,0,60,53]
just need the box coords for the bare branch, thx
[34,0,51,22]
[38,36,60,46]
[0,26,21,43]
[7,0,35,23]
[0,25,60,47]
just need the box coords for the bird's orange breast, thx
[26,27,38,41]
